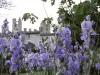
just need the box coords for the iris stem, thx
[1,54,3,75]
[98,70,99,75]
[54,53,56,75]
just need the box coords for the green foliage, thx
[41,0,47,2]
[73,1,98,15]
[23,0,100,46]
[41,0,55,6]
[51,0,55,6]
[22,13,38,24]
[42,17,53,24]
[91,0,100,6]
[56,0,100,46]
[60,0,75,7]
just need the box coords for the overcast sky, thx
[0,0,85,32]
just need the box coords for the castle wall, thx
[24,33,40,44]
[24,33,55,45]
[12,18,55,45]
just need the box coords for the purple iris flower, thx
[80,34,87,41]
[81,21,93,31]
[10,37,21,56]
[8,31,14,37]
[27,53,34,61]
[59,13,65,19]
[17,32,20,36]
[91,31,98,35]
[65,38,71,45]
[56,54,64,60]
[90,38,95,45]
[64,56,72,64]
[75,41,79,45]
[62,26,71,36]
[74,45,78,50]
[63,40,66,45]
[10,64,18,72]
[56,28,61,36]
[68,45,73,51]
[85,15,91,20]
[0,45,4,54]
[10,38,21,50]
[96,63,100,70]
[68,60,80,74]
[3,18,9,25]
[37,59,44,67]
[66,70,71,75]
[81,15,98,49]
[74,61,80,73]
[12,48,21,54]
[11,54,19,63]
[1,18,10,35]
[5,60,11,66]
[0,37,8,47]
[58,13,65,22]
[29,53,39,66]
[77,53,85,61]
[0,37,8,54]
[83,41,89,49]
[40,53,49,61]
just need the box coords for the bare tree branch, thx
[0,0,13,9]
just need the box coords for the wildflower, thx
[80,15,98,49]
[3,18,9,25]
[2,18,9,35]
[56,28,61,36]
[74,45,78,50]
[66,70,71,75]
[90,38,95,45]
[5,60,11,66]
[0,37,8,54]
[0,37,8,47]
[10,37,21,50]
[40,53,49,61]
[91,31,98,35]
[10,64,18,72]
[62,26,71,36]
[58,13,65,22]
[96,63,100,70]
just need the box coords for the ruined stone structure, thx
[12,18,55,45]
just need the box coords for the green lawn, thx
[20,71,49,75]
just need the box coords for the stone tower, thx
[18,17,22,32]
[39,21,50,33]
[12,17,22,32]
[12,18,17,32]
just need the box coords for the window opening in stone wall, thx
[28,34,30,39]
[41,27,43,32]
[46,28,48,31]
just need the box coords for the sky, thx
[0,0,85,32]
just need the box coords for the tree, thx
[23,0,100,46]
[0,0,12,9]
[22,13,38,24]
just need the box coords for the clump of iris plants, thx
[55,15,99,75]
[0,15,99,75]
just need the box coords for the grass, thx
[20,69,54,75]
[20,71,46,75]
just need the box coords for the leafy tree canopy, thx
[22,0,100,46]
[22,13,38,24]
